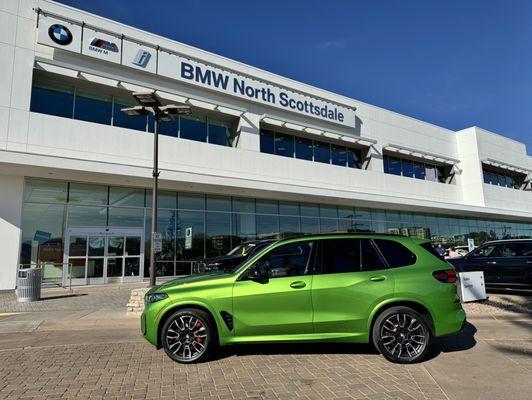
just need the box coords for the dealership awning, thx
[482,158,531,176]
[261,116,376,146]
[34,60,244,118]
[383,143,459,165]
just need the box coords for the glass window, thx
[300,203,319,217]
[361,239,386,271]
[374,239,417,267]
[20,203,65,265]
[178,193,205,210]
[260,130,275,154]
[24,179,68,203]
[470,244,503,257]
[232,213,256,243]
[157,116,179,137]
[69,183,108,205]
[320,218,338,232]
[232,197,255,213]
[256,200,278,214]
[113,100,148,132]
[67,205,107,227]
[347,148,360,168]
[320,205,338,218]
[206,212,232,257]
[387,156,402,176]
[279,216,300,238]
[331,145,347,166]
[514,242,532,256]
[206,195,231,212]
[355,208,371,220]
[437,166,446,183]
[146,190,176,209]
[413,162,426,180]
[180,115,207,142]
[109,187,144,207]
[300,217,319,234]
[402,159,414,177]
[320,238,361,273]
[483,171,493,184]
[425,165,437,182]
[274,132,294,157]
[208,120,232,146]
[314,141,331,164]
[176,210,205,261]
[253,241,313,278]
[108,207,144,227]
[256,214,279,239]
[338,207,355,218]
[30,82,74,119]
[279,201,299,216]
[74,89,112,125]
[295,137,313,160]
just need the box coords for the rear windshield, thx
[419,242,446,261]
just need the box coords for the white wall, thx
[0,174,24,290]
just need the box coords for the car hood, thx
[154,272,231,292]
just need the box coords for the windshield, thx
[227,242,256,256]
[225,241,275,274]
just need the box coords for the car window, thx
[319,238,361,273]
[373,239,417,268]
[511,242,532,257]
[419,242,445,261]
[470,244,503,258]
[501,244,519,257]
[361,239,386,271]
[252,241,314,278]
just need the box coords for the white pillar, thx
[0,174,24,290]
[235,112,261,151]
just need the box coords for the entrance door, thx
[64,227,144,285]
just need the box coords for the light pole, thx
[122,92,191,287]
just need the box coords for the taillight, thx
[433,269,457,283]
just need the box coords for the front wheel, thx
[372,306,431,364]
[161,309,216,363]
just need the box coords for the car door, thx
[499,242,532,285]
[232,240,316,338]
[462,243,504,284]
[311,238,394,337]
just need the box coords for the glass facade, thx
[260,129,363,168]
[30,75,233,147]
[21,178,532,279]
[384,154,447,183]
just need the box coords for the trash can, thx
[16,267,42,302]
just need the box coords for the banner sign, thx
[37,14,82,53]
[81,27,121,64]
[158,51,355,126]
[122,39,157,74]
[36,13,356,127]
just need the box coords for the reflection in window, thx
[260,130,275,154]
[30,83,74,119]
[331,145,347,166]
[295,137,313,160]
[314,141,331,164]
[274,133,294,158]
[180,115,207,143]
[74,89,112,125]
[206,212,232,257]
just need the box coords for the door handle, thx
[370,275,387,282]
[486,261,497,265]
[290,281,306,289]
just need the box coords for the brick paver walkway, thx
[0,341,448,400]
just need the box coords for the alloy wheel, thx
[164,314,209,362]
[379,312,428,361]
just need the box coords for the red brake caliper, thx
[195,322,203,342]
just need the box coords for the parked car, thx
[192,239,276,274]
[448,239,532,287]
[142,234,465,364]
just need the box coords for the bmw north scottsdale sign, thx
[36,12,355,127]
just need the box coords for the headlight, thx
[145,293,169,304]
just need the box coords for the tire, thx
[372,306,431,364]
[161,308,217,363]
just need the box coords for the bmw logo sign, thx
[48,24,73,46]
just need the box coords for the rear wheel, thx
[372,306,431,364]
[161,309,216,363]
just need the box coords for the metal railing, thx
[18,262,73,292]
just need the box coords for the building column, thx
[234,112,261,151]
[0,174,24,290]
[364,143,384,172]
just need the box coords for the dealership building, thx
[0,0,531,289]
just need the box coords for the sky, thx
[56,0,532,153]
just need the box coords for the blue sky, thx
[57,0,532,153]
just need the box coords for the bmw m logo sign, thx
[48,24,73,45]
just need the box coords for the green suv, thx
[141,234,465,364]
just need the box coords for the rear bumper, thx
[434,306,466,337]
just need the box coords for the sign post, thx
[152,232,163,253]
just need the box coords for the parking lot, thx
[0,284,530,400]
